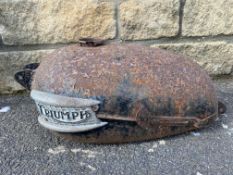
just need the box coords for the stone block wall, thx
[0,0,232,94]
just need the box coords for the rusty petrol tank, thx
[15,38,226,144]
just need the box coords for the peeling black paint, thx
[141,97,176,117]
[23,63,40,70]
[184,98,216,116]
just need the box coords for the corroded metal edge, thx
[55,119,208,144]
[56,111,218,143]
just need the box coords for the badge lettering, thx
[36,103,91,123]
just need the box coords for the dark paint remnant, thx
[115,96,133,115]
[167,97,176,116]
[60,119,162,144]
[94,95,216,119]
[141,97,176,117]
[184,98,216,116]
[68,120,138,138]
[171,126,179,131]
[23,63,40,70]
[100,95,134,117]
[106,73,146,116]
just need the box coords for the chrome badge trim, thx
[31,90,108,133]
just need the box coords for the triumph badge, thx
[31,90,107,133]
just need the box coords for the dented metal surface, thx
[15,40,225,143]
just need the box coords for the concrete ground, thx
[0,78,233,175]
